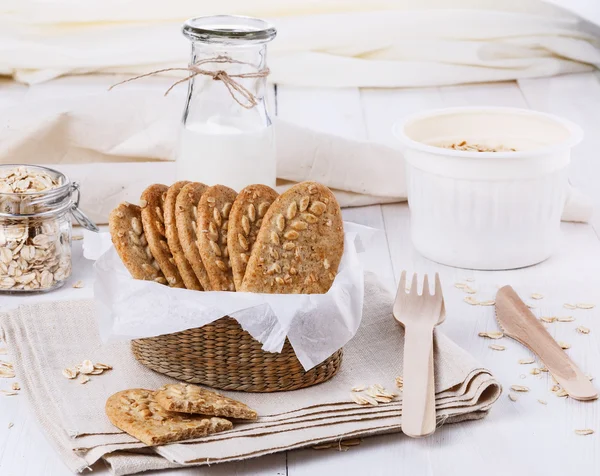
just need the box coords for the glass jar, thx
[0,165,98,293]
[177,15,277,191]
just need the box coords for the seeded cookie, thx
[240,182,344,294]
[197,185,237,291]
[228,185,278,290]
[105,388,232,446]
[175,182,211,290]
[164,181,202,291]
[108,203,167,285]
[140,184,184,288]
[155,383,258,420]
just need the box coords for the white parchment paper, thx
[91,223,371,370]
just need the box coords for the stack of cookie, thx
[109,181,344,294]
[106,383,257,446]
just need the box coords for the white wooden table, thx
[2,72,600,476]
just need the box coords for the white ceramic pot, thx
[394,107,583,270]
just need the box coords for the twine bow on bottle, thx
[108,55,270,109]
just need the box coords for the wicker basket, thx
[131,316,343,392]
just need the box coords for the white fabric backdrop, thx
[1,0,599,85]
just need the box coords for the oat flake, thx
[575,429,594,436]
[518,358,535,365]
[510,385,529,392]
[576,303,595,310]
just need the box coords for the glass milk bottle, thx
[177,15,277,191]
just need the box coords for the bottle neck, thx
[191,42,268,76]
[183,41,272,125]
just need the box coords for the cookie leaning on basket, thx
[240,182,344,294]
[140,184,185,288]
[228,184,278,290]
[163,181,202,291]
[108,203,167,285]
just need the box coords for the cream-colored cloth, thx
[0,77,592,224]
[0,274,500,475]
[1,1,599,85]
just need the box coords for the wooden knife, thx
[495,285,598,401]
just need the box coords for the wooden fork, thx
[393,271,446,438]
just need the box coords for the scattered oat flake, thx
[351,385,365,392]
[78,375,90,385]
[463,286,477,294]
[479,300,495,306]
[454,283,466,289]
[526,302,536,309]
[508,393,518,402]
[538,399,547,405]
[510,385,529,392]
[518,358,535,365]
[531,293,544,300]
[465,278,475,282]
[556,389,568,397]
[11,382,20,391]
[575,429,594,436]
[62,368,78,379]
[464,296,479,305]
[558,341,571,350]
[7,422,13,429]
[489,344,505,351]
[576,303,595,310]
[557,316,575,322]
[0,390,18,396]
[72,235,84,241]
[540,317,556,323]
[395,376,404,389]
[531,368,541,375]
[551,385,561,392]
[72,280,84,289]
[577,326,591,334]
[540,366,548,372]
[564,303,577,310]
[479,331,504,339]
[80,360,94,374]
[94,363,112,370]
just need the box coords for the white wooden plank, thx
[439,81,527,108]
[517,72,600,235]
[276,86,365,140]
[361,86,444,148]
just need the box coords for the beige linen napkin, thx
[0,274,501,474]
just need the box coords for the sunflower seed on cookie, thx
[240,182,344,294]
[155,383,257,420]
[109,203,167,285]
[227,184,278,290]
[164,181,203,290]
[175,182,211,290]
[197,185,237,291]
[140,184,184,288]
[105,388,232,446]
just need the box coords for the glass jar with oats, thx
[0,165,98,293]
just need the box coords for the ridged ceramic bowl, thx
[394,107,583,270]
